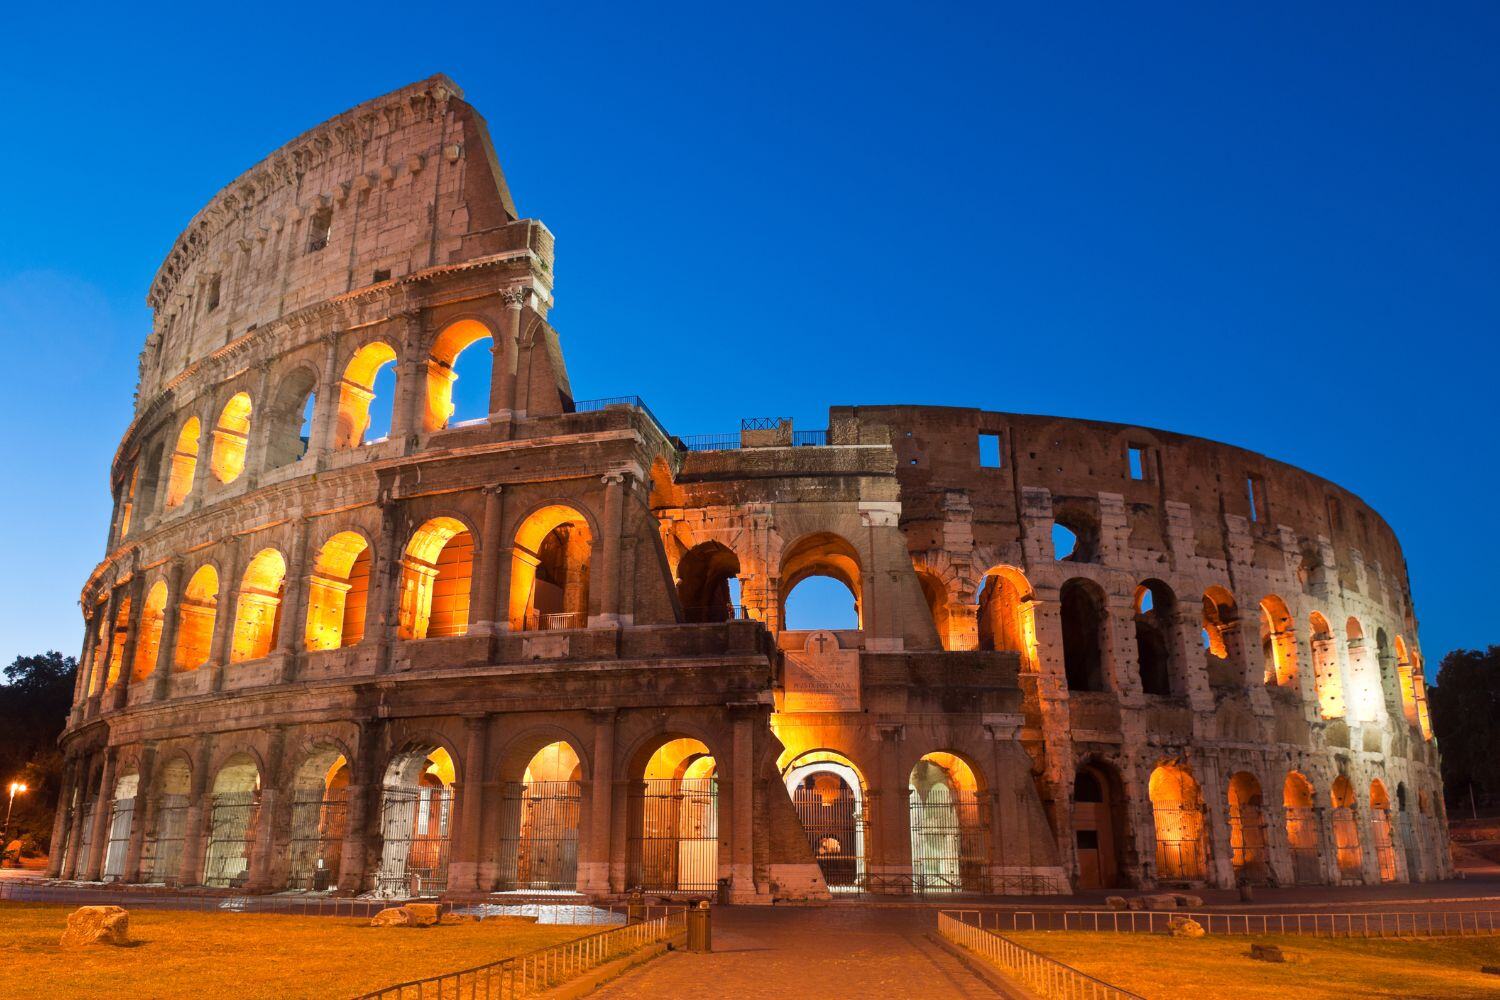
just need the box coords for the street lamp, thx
[2,782,28,867]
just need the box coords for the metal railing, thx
[680,604,759,623]
[521,611,588,631]
[947,907,1500,938]
[571,395,672,442]
[0,880,437,918]
[853,871,1065,897]
[938,911,1144,1000]
[675,433,742,452]
[791,429,827,446]
[352,907,687,1000]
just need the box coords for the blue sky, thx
[0,3,1495,674]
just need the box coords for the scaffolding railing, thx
[351,907,687,1000]
[945,907,1500,938]
[938,911,1144,1000]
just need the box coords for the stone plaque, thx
[783,630,860,712]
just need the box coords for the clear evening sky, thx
[0,3,1495,676]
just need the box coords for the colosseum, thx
[52,75,1450,904]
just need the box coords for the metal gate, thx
[102,797,135,881]
[1371,809,1398,882]
[792,784,865,890]
[498,780,581,891]
[1151,806,1206,881]
[148,794,188,882]
[1284,807,1323,883]
[375,784,454,897]
[286,787,348,890]
[71,798,97,878]
[202,791,258,887]
[909,786,988,893]
[1228,802,1270,879]
[627,778,718,894]
[1332,806,1363,878]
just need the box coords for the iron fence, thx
[946,907,1500,938]
[791,429,828,446]
[497,780,582,892]
[102,797,135,881]
[571,396,672,442]
[938,911,1144,1000]
[147,794,189,882]
[286,788,349,891]
[674,433,742,452]
[375,784,454,897]
[202,791,258,887]
[351,908,687,1000]
[521,611,587,631]
[910,789,990,893]
[680,604,757,623]
[627,778,719,894]
[855,871,1064,897]
[791,784,865,890]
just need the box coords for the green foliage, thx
[0,651,76,854]
[1428,645,1500,811]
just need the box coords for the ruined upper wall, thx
[137,75,526,404]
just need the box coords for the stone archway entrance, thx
[1072,762,1125,890]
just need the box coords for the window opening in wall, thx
[978,433,1002,468]
[307,207,333,253]
[206,275,221,313]
[373,268,391,284]
[1127,446,1147,481]
[784,577,859,631]
[298,391,316,452]
[445,335,494,426]
[1052,523,1077,560]
[365,360,397,443]
[1247,474,1266,523]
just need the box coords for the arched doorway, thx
[145,756,192,882]
[101,771,139,881]
[1331,774,1363,881]
[1369,779,1398,882]
[285,749,349,891]
[1148,763,1206,881]
[1072,762,1126,889]
[511,505,593,631]
[676,541,742,623]
[908,752,987,893]
[1227,771,1270,882]
[1059,579,1107,691]
[627,737,719,894]
[375,745,456,897]
[1283,771,1322,884]
[779,533,862,631]
[784,751,867,892]
[499,741,583,892]
[1133,580,1176,696]
[202,755,261,887]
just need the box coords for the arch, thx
[1393,635,1419,725]
[1059,578,1107,692]
[1344,616,1381,721]
[173,564,219,671]
[1202,586,1242,685]
[676,540,742,623]
[510,504,593,631]
[335,341,398,449]
[1227,771,1270,882]
[305,531,372,650]
[627,736,720,894]
[498,741,583,891]
[165,416,201,508]
[1072,760,1128,889]
[426,319,493,430]
[101,770,140,881]
[779,532,862,631]
[132,580,169,681]
[1051,508,1099,563]
[1148,763,1206,881]
[209,392,253,484]
[103,597,132,690]
[917,570,954,649]
[264,366,319,469]
[230,548,287,662]
[1133,579,1176,696]
[977,566,1033,664]
[1258,595,1298,688]
[784,749,868,891]
[375,744,456,897]
[398,517,473,640]
[1283,771,1322,884]
[908,751,987,893]
[203,753,261,887]
[285,746,350,890]
[1308,611,1344,719]
[1331,774,1363,879]
[1369,778,1398,882]
[143,754,193,883]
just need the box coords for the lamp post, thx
[2,782,27,867]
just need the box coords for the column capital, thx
[500,287,528,309]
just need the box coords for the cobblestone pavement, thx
[590,907,1005,999]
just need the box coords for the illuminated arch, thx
[305,531,372,650]
[1148,762,1206,880]
[132,580,169,681]
[144,754,193,882]
[209,392,253,484]
[510,505,593,631]
[1308,611,1344,718]
[627,736,719,894]
[780,532,862,630]
[335,341,398,449]
[398,517,473,640]
[1394,635,1419,725]
[1201,586,1239,662]
[173,564,219,671]
[1369,778,1398,882]
[230,548,287,662]
[203,753,261,887]
[103,597,132,689]
[976,565,1035,666]
[1227,771,1269,880]
[1283,771,1322,883]
[676,540,742,623]
[1331,774,1363,878]
[375,743,457,897]
[285,747,350,890]
[908,750,987,892]
[425,319,493,430]
[165,417,201,508]
[498,740,584,891]
[1258,595,1298,687]
[784,749,868,891]
[264,367,318,469]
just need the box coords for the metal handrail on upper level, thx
[571,395,673,442]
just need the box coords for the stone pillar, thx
[872,723,908,887]
[60,756,91,879]
[310,332,342,466]
[729,704,757,900]
[579,708,616,896]
[1197,756,1235,889]
[1106,598,1145,705]
[152,561,186,701]
[208,542,242,691]
[365,496,401,673]
[177,742,215,887]
[274,517,310,679]
[590,473,627,627]
[339,720,384,893]
[469,486,505,635]
[122,744,157,883]
[112,576,147,711]
[245,727,286,891]
[493,288,525,416]
[46,757,79,878]
[87,588,122,717]
[1172,608,1215,712]
[82,748,119,881]
[449,715,489,891]
[391,310,426,445]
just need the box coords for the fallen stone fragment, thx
[60,905,131,947]
[1168,916,1205,938]
[1249,943,1285,962]
[370,906,414,927]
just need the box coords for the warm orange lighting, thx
[173,564,219,671]
[509,505,593,630]
[398,518,472,639]
[230,548,287,662]
[305,531,371,650]
[209,392,253,484]
[425,319,492,430]
[335,341,397,449]
[7,782,26,796]
[165,417,201,508]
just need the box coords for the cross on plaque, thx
[812,633,830,654]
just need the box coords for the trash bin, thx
[686,900,712,952]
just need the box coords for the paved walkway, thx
[591,907,1006,999]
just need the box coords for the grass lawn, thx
[0,903,592,1000]
[1005,930,1500,999]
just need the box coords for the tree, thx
[0,651,76,858]
[1428,645,1500,814]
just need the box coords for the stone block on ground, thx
[1126,897,1146,911]
[1105,896,1128,910]
[1173,894,1203,908]
[60,905,131,947]
[1142,894,1178,911]
[439,912,478,924]
[404,903,441,926]
[1250,943,1286,963]
[1168,916,1205,938]
[370,906,414,927]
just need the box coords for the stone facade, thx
[52,76,1450,903]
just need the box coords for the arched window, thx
[627,737,719,893]
[165,417,201,508]
[230,548,287,662]
[375,745,456,897]
[1148,763,1206,880]
[977,567,1032,664]
[1308,612,1344,719]
[1227,771,1269,881]
[1283,772,1321,884]
[1369,779,1398,882]
[145,756,192,882]
[133,581,169,681]
[265,368,318,470]
[676,541,742,623]
[499,741,583,891]
[784,750,867,892]
[780,533,862,631]
[1059,578,1106,692]
[285,748,349,890]
[1258,595,1298,687]
[305,532,372,650]
[173,565,219,671]
[1331,774,1362,879]
[908,752,987,893]
[1051,510,1099,563]
[335,342,398,449]
[426,319,493,430]
[1394,635,1419,725]
[203,755,261,887]
[1202,586,1242,685]
[1133,580,1175,696]
[1345,616,1381,721]
[511,506,593,631]
[104,598,131,690]
[209,392,253,484]
[101,771,139,881]
[398,518,473,640]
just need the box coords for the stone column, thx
[152,561,186,701]
[469,486,505,635]
[729,704,757,900]
[579,708,616,896]
[274,517,310,680]
[339,720,384,893]
[590,472,627,627]
[365,496,401,673]
[493,288,526,416]
[1197,755,1236,889]
[112,575,148,711]
[449,715,489,891]
[310,332,342,466]
[872,723,908,888]
[186,398,218,512]
[87,588,123,717]
[82,748,119,881]
[391,310,426,445]
[177,741,215,887]
[46,757,79,878]
[122,744,157,883]
[60,756,91,879]
[1106,598,1145,705]
[208,542,242,692]
[245,727,286,891]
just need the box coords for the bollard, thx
[627,889,645,924]
[1238,881,1255,904]
[687,900,712,952]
